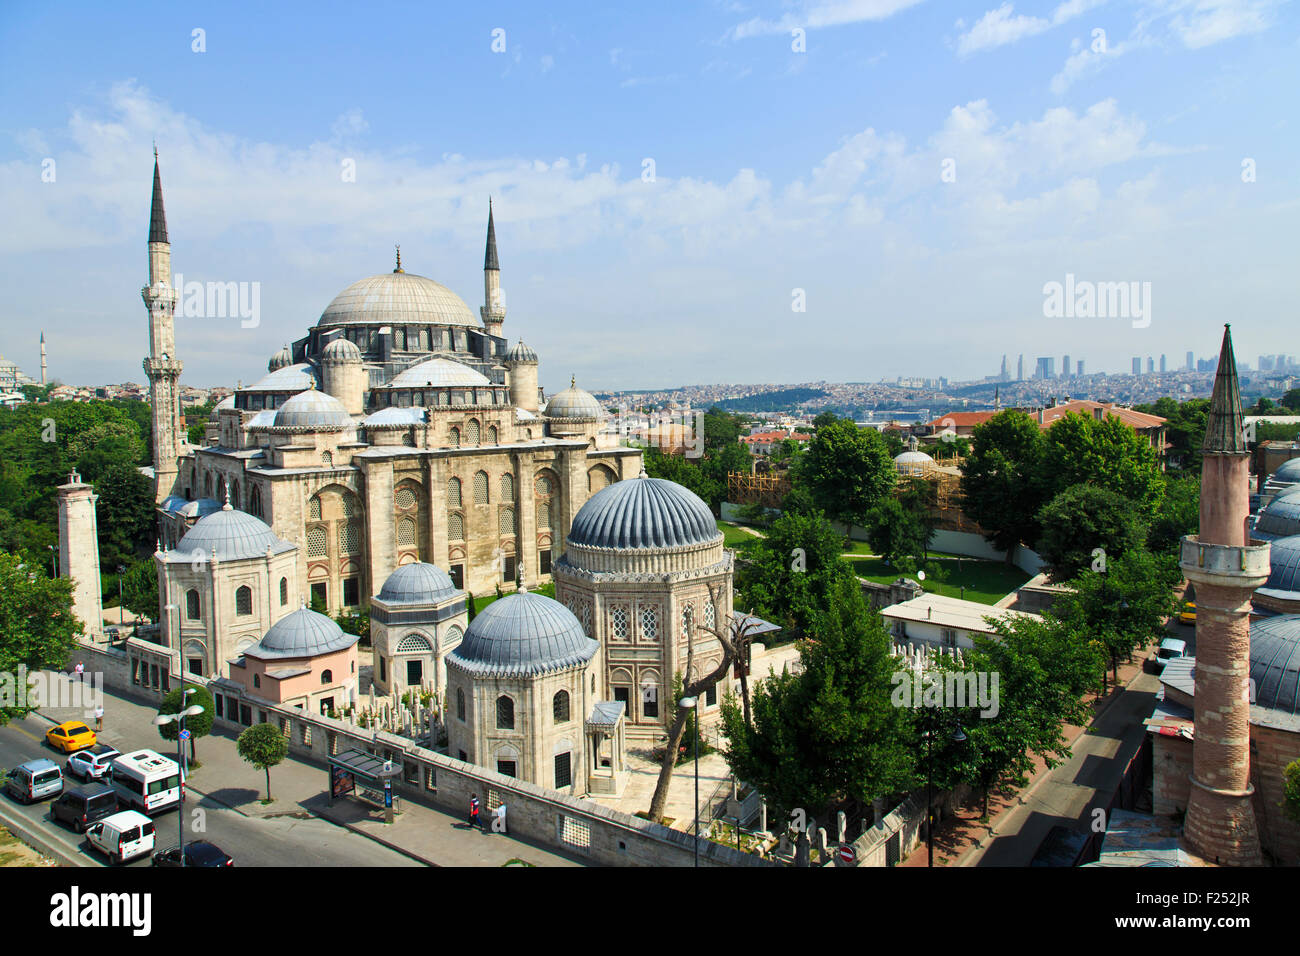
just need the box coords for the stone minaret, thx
[141,150,183,502]
[40,331,46,385]
[1180,324,1270,865]
[480,198,505,339]
[57,471,104,643]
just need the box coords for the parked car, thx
[46,720,97,754]
[67,744,121,782]
[5,759,64,804]
[151,841,234,867]
[1155,637,1188,672]
[1178,601,1196,625]
[50,782,119,833]
[85,810,155,864]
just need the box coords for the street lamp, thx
[48,545,57,578]
[117,565,126,626]
[154,692,204,868]
[680,695,700,868]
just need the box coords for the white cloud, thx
[956,0,1107,56]
[540,54,555,73]
[1161,0,1279,48]
[728,0,925,40]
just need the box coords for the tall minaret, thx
[57,471,104,643]
[480,198,506,339]
[40,331,46,385]
[141,150,183,502]
[1180,324,1270,865]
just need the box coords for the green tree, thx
[237,722,289,801]
[799,417,895,535]
[1280,389,1300,413]
[1134,397,1209,473]
[0,551,82,725]
[1147,474,1200,556]
[121,558,160,622]
[735,510,854,636]
[864,497,927,565]
[156,684,215,761]
[1036,483,1148,582]
[642,447,724,512]
[1040,412,1165,521]
[92,463,156,570]
[960,410,1047,557]
[1283,759,1300,824]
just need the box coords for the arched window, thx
[307,527,327,557]
[230,480,241,510]
[535,474,553,496]
[500,473,514,501]
[473,471,489,504]
[204,474,213,497]
[397,516,416,546]
[681,605,693,640]
[457,688,466,721]
[612,605,629,641]
[450,427,460,447]
[496,695,515,730]
[499,509,515,536]
[466,419,481,445]
[321,670,333,684]
[447,513,465,541]
[705,601,716,630]
[253,674,260,688]
[447,477,462,508]
[537,502,550,532]
[588,466,614,493]
[341,493,357,517]
[235,586,253,616]
[279,577,288,606]
[640,605,658,641]
[185,589,201,620]
[321,449,333,465]
[553,690,570,723]
[309,496,322,520]
[249,485,263,519]
[488,425,498,444]
[339,521,361,554]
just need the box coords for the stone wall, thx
[1152,733,1193,817]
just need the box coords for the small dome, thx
[1272,458,1300,484]
[1249,615,1300,718]
[321,337,363,363]
[449,591,597,677]
[318,272,479,329]
[272,389,352,429]
[362,406,426,428]
[268,345,293,371]
[1258,535,1300,599]
[249,607,358,660]
[387,358,491,389]
[209,395,235,421]
[1253,496,1300,542]
[246,363,320,392]
[172,505,292,561]
[894,450,935,476]
[545,381,604,420]
[377,563,460,605]
[568,473,720,550]
[505,340,538,364]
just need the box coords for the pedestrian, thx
[468,792,480,830]
[494,802,507,834]
[74,661,85,682]
[94,704,104,732]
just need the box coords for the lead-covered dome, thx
[318,272,479,329]
[505,340,538,364]
[170,503,294,562]
[545,381,604,420]
[272,389,352,429]
[248,606,358,660]
[268,345,293,371]
[377,562,460,605]
[568,472,720,550]
[1249,615,1300,720]
[1272,458,1300,484]
[387,357,491,389]
[448,591,597,677]
[321,337,363,363]
[1258,535,1300,600]
[1253,495,1300,542]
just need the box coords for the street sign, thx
[179,729,191,739]
[838,845,856,865]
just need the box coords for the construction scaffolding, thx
[727,472,792,508]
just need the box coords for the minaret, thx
[141,150,184,502]
[1180,324,1270,865]
[57,471,104,643]
[40,331,46,385]
[481,198,506,339]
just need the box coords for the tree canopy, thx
[1036,483,1148,582]
[0,551,82,725]
[735,510,855,635]
[959,410,1047,555]
[796,416,896,532]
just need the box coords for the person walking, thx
[468,793,481,830]
[494,802,507,835]
[74,661,85,682]
[94,704,104,732]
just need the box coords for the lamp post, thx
[680,695,699,867]
[154,692,203,867]
[48,545,57,578]
[117,565,126,626]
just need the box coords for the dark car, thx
[151,841,234,867]
[50,782,119,833]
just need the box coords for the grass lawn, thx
[717,520,761,549]
[847,555,1029,605]
[472,579,555,614]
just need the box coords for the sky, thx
[1,0,1297,391]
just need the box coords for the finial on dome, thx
[571,374,576,389]
[394,244,403,273]
[222,487,232,511]
[638,466,648,479]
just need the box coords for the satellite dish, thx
[917,570,926,581]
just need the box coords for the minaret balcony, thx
[1180,535,1271,589]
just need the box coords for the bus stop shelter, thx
[327,748,404,822]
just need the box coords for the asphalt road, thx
[0,713,419,867]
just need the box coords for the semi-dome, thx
[449,591,597,677]
[544,380,604,420]
[1258,535,1300,600]
[317,272,479,329]
[362,406,426,428]
[268,345,293,371]
[209,395,235,421]
[321,337,363,363]
[386,357,491,389]
[1248,615,1300,719]
[568,472,720,550]
[505,340,538,364]
[1253,496,1300,542]
[377,562,460,605]
[272,389,353,429]
[248,606,358,660]
[171,503,294,562]
[246,363,319,392]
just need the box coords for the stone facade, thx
[57,472,104,643]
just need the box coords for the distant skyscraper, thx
[1017,354,1024,381]
[1000,354,1008,382]
[1160,354,1167,374]
[1259,355,1274,371]
[1062,355,1070,380]
[1077,359,1084,377]
[1035,356,1055,380]
[1186,351,1194,371]
[1147,357,1155,374]
[1132,357,1142,376]
[40,331,46,386]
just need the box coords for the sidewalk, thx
[32,677,585,867]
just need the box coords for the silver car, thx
[67,744,121,782]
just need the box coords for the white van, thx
[110,750,181,815]
[86,810,156,864]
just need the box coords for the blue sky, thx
[1,0,1297,390]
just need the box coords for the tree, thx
[864,497,927,565]
[156,685,215,761]
[1040,412,1164,521]
[799,417,896,535]
[1281,389,1300,413]
[1036,483,1148,582]
[642,447,724,512]
[121,558,160,622]
[897,477,939,561]
[92,463,156,570]
[735,510,855,636]
[960,410,1047,557]
[1147,474,1200,557]
[719,576,915,828]
[1284,759,1300,824]
[0,551,82,725]
[237,722,289,801]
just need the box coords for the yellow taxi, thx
[1178,602,1196,625]
[46,720,97,753]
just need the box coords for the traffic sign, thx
[179,729,191,739]
[838,845,856,865]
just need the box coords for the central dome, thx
[449,591,597,677]
[318,272,479,329]
[171,505,294,562]
[568,474,720,550]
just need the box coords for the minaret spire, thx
[485,196,499,271]
[142,152,183,502]
[480,197,506,337]
[149,150,168,245]
[1202,324,1246,455]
